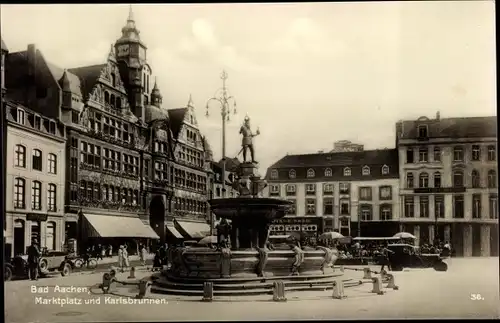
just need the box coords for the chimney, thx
[436,111,440,120]
[26,44,37,109]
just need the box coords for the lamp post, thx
[205,70,237,199]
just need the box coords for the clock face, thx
[117,44,130,56]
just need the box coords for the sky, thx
[1,2,496,172]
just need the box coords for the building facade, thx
[4,102,66,257]
[264,149,400,238]
[396,114,498,256]
[2,36,9,255]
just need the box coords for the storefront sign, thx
[27,213,48,222]
[273,217,319,225]
[413,187,466,194]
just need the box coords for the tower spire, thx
[187,94,193,107]
[128,4,134,22]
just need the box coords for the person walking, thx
[108,244,113,258]
[140,244,147,266]
[117,245,124,272]
[380,245,395,273]
[123,245,130,268]
[27,238,41,281]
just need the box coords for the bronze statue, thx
[239,116,260,163]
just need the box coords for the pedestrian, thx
[123,245,130,268]
[380,246,395,273]
[100,244,105,260]
[108,245,113,257]
[27,238,41,281]
[117,245,124,272]
[140,244,147,266]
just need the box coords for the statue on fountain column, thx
[239,116,260,163]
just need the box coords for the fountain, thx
[152,116,340,296]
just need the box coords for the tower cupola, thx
[151,78,163,107]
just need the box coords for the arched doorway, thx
[14,219,25,256]
[150,196,166,244]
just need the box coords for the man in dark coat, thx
[27,238,41,280]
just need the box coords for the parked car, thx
[387,243,448,272]
[4,250,74,281]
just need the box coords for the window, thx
[406,149,414,163]
[269,185,280,196]
[339,183,349,194]
[123,154,139,176]
[47,184,56,212]
[14,178,26,208]
[323,198,334,215]
[434,172,441,188]
[324,168,332,177]
[32,149,42,171]
[435,195,444,218]
[453,195,464,218]
[379,186,392,200]
[360,204,372,221]
[323,183,334,195]
[343,167,351,176]
[404,196,414,218]
[71,111,79,124]
[14,145,26,167]
[472,194,481,219]
[453,170,464,187]
[433,147,441,162]
[270,170,278,179]
[307,168,315,178]
[286,199,296,215]
[286,184,296,196]
[471,170,480,188]
[487,145,496,161]
[340,199,349,215]
[380,204,392,220]
[340,218,349,227]
[359,187,372,200]
[111,73,116,87]
[381,165,389,175]
[488,170,496,188]
[305,199,316,215]
[472,145,481,161]
[288,169,296,179]
[362,166,370,176]
[407,172,414,188]
[419,196,429,218]
[305,184,316,195]
[489,194,498,219]
[48,153,57,174]
[31,181,42,210]
[17,108,25,125]
[418,125,428,138]
[418,148,428,162]
[419,172,429,188]
[453,146,464,162]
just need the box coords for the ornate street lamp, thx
[205,70,237,199]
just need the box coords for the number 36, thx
[470,294,483,300]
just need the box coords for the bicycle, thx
[73,254,98,270]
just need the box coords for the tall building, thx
[4,102,66,257]
[396,113,498,256]
[264,149,400,238]
[4,8,212,250]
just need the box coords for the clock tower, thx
[114,5,151,121]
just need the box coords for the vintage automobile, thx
[4,250,74,281]
[387,243,448,272]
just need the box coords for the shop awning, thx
[83,214,159,239]
[166,223,183,239]
[175,221,211,239]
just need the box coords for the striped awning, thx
[166,222,183,239]
[83,213,159,239]
[175,220,211,239]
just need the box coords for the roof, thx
[266,149,399,181]
[1,37,8,52]
[45,59,82,96]
[68,64,107,100]
[218,157,240,172]
[145,104,169,123]
[397,116,497,140]
[167,108,188,139]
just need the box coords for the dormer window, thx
[17,108,25,125]
[270,169,278,179]
[418,125,428,138]
[343,167,351,176]
[307,168,315,178]
[289,169,296,179]
[324,168,332,177]
[382,165,390,175]
[362,166,370,176]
